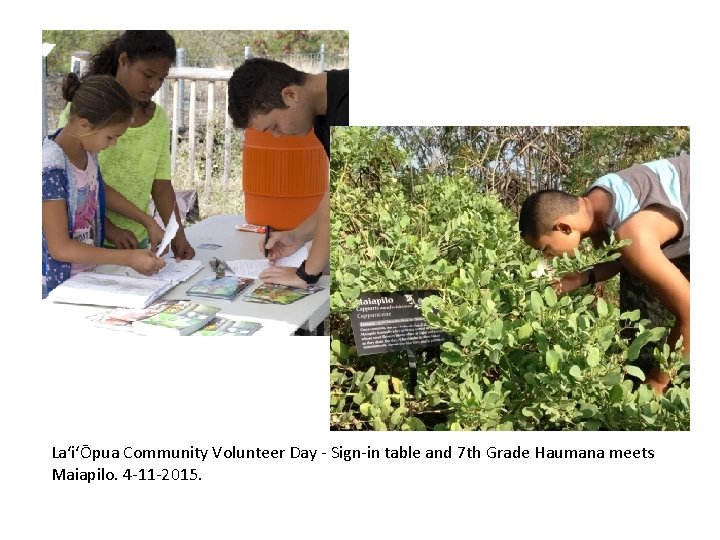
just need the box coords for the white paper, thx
[95,257,203,285]
[226,244,309,279]
[157,213,180,255]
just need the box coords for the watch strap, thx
[587,268,596,288]
[296,260,322,284]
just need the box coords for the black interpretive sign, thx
[349,291,450,356]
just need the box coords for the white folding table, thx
[42,214,329,337]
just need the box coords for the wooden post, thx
[188,80,197,185]
[223,82,232,186]
[204,81,215,193]
[171,79,179,177]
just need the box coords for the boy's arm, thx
[555,260,622,294]
[105,185,165,252]
[305,190,329,275]
[619,234,690,356]
[261,189,326,260]
[258,191,329,288]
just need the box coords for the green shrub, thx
[330,127,689,431]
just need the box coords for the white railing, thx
[153,67,235,194]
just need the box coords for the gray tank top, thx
[584,155,689,259]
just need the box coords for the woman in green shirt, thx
[59,30,195,260]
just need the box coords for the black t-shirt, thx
[313,69,349,158]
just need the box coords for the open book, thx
[46,256,204,309]
[46,272,174,309]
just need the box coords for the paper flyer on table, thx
[157,213,180,255]
[226,245,309,279]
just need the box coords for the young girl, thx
[43,73,166,298]
[58,30,195,261]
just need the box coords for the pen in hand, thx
[264,225,272,258]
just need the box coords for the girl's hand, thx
[128,250,165,275]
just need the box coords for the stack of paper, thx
[226,245,309,280]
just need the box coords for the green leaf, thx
[517,323,533,339]
[620,309,641,321]
[602,370,622,386]
[579,403,599,418]
[330,339,347,360]
[486,318,504,340]
[567,313,578,332]
[648,327,666,341]
[545,349,561,373]
[530,290,543,314]
[596,297,608,317]
[586,347,600,367]
[637,385,653,405]
[361,366,376,385]
[544,287,557,307]
[569,365,582,380]
[468,382,483,401]
[479,269,492,286]
[359,402,371,416]
[460,328,478,346]
[609,384,624,404]
[404,417,426,431]
[624,365,646,381]
[441,347,465,366]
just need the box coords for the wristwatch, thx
[586,268,596,288]
[296,260,322,285]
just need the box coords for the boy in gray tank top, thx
[519,155,690,393]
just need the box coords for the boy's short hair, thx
[519,189,579,239]
[227,58,308,129]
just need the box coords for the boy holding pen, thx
[228,58,348,287]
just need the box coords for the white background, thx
[2,1,718,537]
